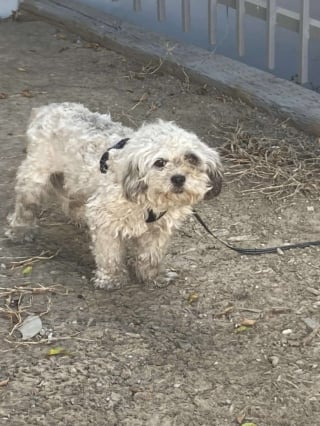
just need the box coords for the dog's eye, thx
[153,159,167,168]
[184,152,200,166]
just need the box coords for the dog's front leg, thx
[133,227,172,287]
[91,229,126,290]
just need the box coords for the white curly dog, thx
[7,103,222,289]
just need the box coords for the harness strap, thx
[146,209,167,223]
[100,138,130,174]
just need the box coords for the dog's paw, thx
[92,270,124,290]
[5,226,39,243]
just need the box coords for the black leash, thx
[193,210,320,255]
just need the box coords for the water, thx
[77,0,320,90]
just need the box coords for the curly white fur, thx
[7,103,222,289]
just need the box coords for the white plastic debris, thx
[303,317,320,330]
[18,315,42,340]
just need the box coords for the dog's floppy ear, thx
[204,151,223,199]
[123,161,148,201]
[204,171,222,199]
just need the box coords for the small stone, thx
[269,355,279,367]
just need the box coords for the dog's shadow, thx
[38,220,93,268]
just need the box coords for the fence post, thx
[236,0,245,56]
[299,0,310,84]
[133,0,141,12]
[182,0,191,32]
[208,0,218,45]
[266,0,276,70]
[157,0,166,21]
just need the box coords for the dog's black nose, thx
[171,174,186,187]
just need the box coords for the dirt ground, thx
[0,13,320,426]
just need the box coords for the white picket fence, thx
[119,0,320,84]
[213,0,320,84]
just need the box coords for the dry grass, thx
[125,58,165,81]
[219,123,320,199]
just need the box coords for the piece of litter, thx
[22,265,33,275]
[18,315,42,340]
[307,206,314,212]
[277,248,284,255]
[235,325,248,333]
[303,317,320,330]
[240,318,256,327]
[166,271,178,279]
[47,347,70,357]
[164,270,178,282]
[187,292,199,304]
[282,328,293,335]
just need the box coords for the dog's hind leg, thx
[6,158,53,242]
[67,199,86,227]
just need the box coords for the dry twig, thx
[4,333,96,346]
[9,249,60,269]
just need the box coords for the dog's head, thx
[109,120,222,209]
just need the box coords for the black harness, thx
[145,209,167,223]
[99,138,166,223]
[100,138,130,174]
